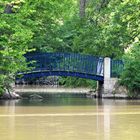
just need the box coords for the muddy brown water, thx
[0,97,140,140]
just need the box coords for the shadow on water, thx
[0,93,140,107]
[0,98,96,106]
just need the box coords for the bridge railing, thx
[18,52,124,81]
[23,52,104,77]
[111,59,124,78]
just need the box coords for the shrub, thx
[120,43,140,96]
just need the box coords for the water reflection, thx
[0,98,140,140]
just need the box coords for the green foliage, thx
[0,0,35,94]
[120,44,140,95]
[26,0,77,52]
[1,0,140,92]
[0,0,78,93]
[60,0,140,58]
[58,0,140,89]
[59,77,96,89]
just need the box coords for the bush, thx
[59,77,97,89]
[120,43,140,96]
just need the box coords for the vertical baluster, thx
[84,55,87,73]
[54,53,57,71]
[90,56,94,74]
[66,53,68,71]
[67,53,70,71]
[75,54,77,72]
[83,55,85,73]
[91,56,94,74]
[52,53,54,71]
[59,53,61,71]
[85,55,88,73]
[55,53,58,71]
[58,52,60,71]
[88,56,91,74]
[64,53,66,71]
[80,54,82,73]
[88,55,91,74]
[95,57,98,75]
[77,54,79,72]
[82,54,84,73]
[78,54,80,73]
[63,53,64,71]
[72,53,74,72]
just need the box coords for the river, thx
[0,97,140,140]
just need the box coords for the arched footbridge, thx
[17,52,123,82]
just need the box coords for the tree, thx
[1,0,139,92]
[66,0,140,58]
[120,43,140,96]
[27,0,77,52]
[0,0,35,95]
[79,0,87,18]
[0,0,78,94]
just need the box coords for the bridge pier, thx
[97,57,118,97]
[97,81,104,98]
[103,78,118,94]
[103,57,118,94]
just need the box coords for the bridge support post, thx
[103,57,118,94]
[97,81,103,98]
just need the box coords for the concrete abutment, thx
[97,57,118,97]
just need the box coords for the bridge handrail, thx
[17,52,104,81]
[111,59,124,78]
[24,52,104,76]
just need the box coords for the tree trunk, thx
[4,3,14,14]
[79,0,87,18]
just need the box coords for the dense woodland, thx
[0,0,140,95]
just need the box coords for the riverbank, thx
[15,85,91,94]
[0,85,138,100]
[15,85,92,99]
